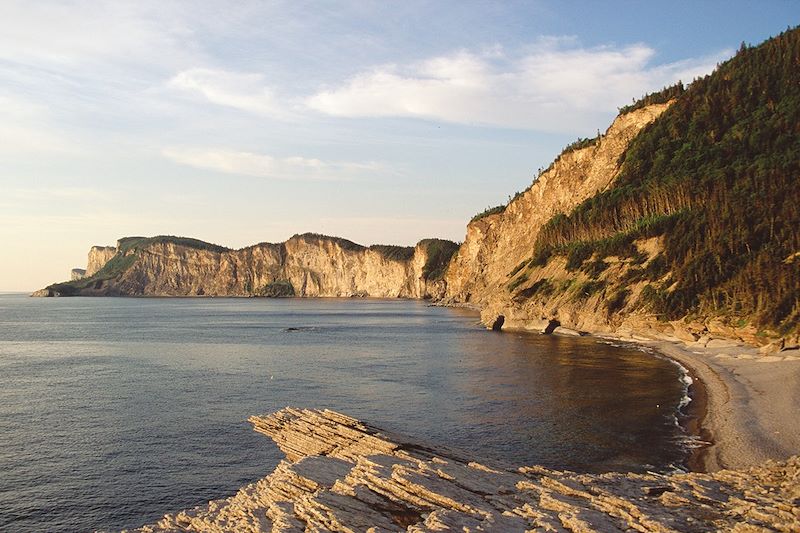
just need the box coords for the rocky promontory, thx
[35,234,458,299]
[133,408,800,532]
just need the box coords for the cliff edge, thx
[35,234,458,299]
[443,28,800,347]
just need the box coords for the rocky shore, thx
[132,408,798,532]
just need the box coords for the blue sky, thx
[1,1,797,290]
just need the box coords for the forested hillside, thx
[523,27,800,335]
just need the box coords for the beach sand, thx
[636,338,800,472]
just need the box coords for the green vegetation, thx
[513,278,554,302]
[471,205,506,223]
[45,235,230,295]
[582,258,610,279]
[508,259,529,278]
[419,239,459,280]
[561,136,598,155]
[618,82,686,115]
[532,28,800,332]
[565,242,595,271]
[606,288,630,315]
[508,272,529,292]
[46,250,137,295]
[257,280,295,297]
[370,244,415,261]
[118,235,230,254]
[293,233,364,252]
[576,280,606,299]
[622,254,670,284]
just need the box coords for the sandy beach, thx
[625,336,800,472]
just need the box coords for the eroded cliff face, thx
[41,235,453,299]
[86,246,116,277]
[440,98,797,347]
[442,103,670,308]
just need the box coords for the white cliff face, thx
[443,103,672,306]
[86,246,117,276]
[57,235,452,299]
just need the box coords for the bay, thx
[0,295,687,531]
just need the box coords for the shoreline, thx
[135,408,800,531]
[586,330,800,472]
[680,362,711,472]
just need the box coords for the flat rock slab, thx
[131,407,800,532]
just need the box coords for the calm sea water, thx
[0,294,688,532]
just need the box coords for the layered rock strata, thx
[36,235,456,299]
[442,103,670,307]
[86,246,117,277]
[134,408,799,532]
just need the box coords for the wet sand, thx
[615,336,800,472]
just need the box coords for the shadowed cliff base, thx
[130,408,799,532]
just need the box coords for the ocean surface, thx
[0,294,689,532]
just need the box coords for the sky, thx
[1,1,797,291]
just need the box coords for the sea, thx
[0,294,690,531]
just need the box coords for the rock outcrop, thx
[441,29,800,344]
[442,103,670,307]
[36,235,457,299]
[438,103,694,340]
[86,246,117,277]
[133,408,800,532]
[70,268,86,281]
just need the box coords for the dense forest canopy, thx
[532,27,800,334]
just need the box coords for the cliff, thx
[86,246,117,276]
[442,28,800,346]
[132,408,800,532]
[35,30,799,345]
[442,102,670,306]
[36,234,457,299]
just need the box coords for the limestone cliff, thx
[442,29,800,346]
[443,103,670,307]
[86,246,116,276]
[439,103,688,340]
[133,408,800,532]
[36,234,457,299]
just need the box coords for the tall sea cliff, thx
[35,234,457,299]
[36,28,800,346]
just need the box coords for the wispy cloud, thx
[162,147,381,181]
[0,94,85,155]
[0,1,199,70]
[168,68,292,118]
[306,40,728,132]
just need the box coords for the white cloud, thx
[307,41,728,132]
[0,0,198,70]
[162,147,381,181]
[168,68,290,117]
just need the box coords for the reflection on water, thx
[0,295,686,531]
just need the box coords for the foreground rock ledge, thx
[132,408,799,532]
